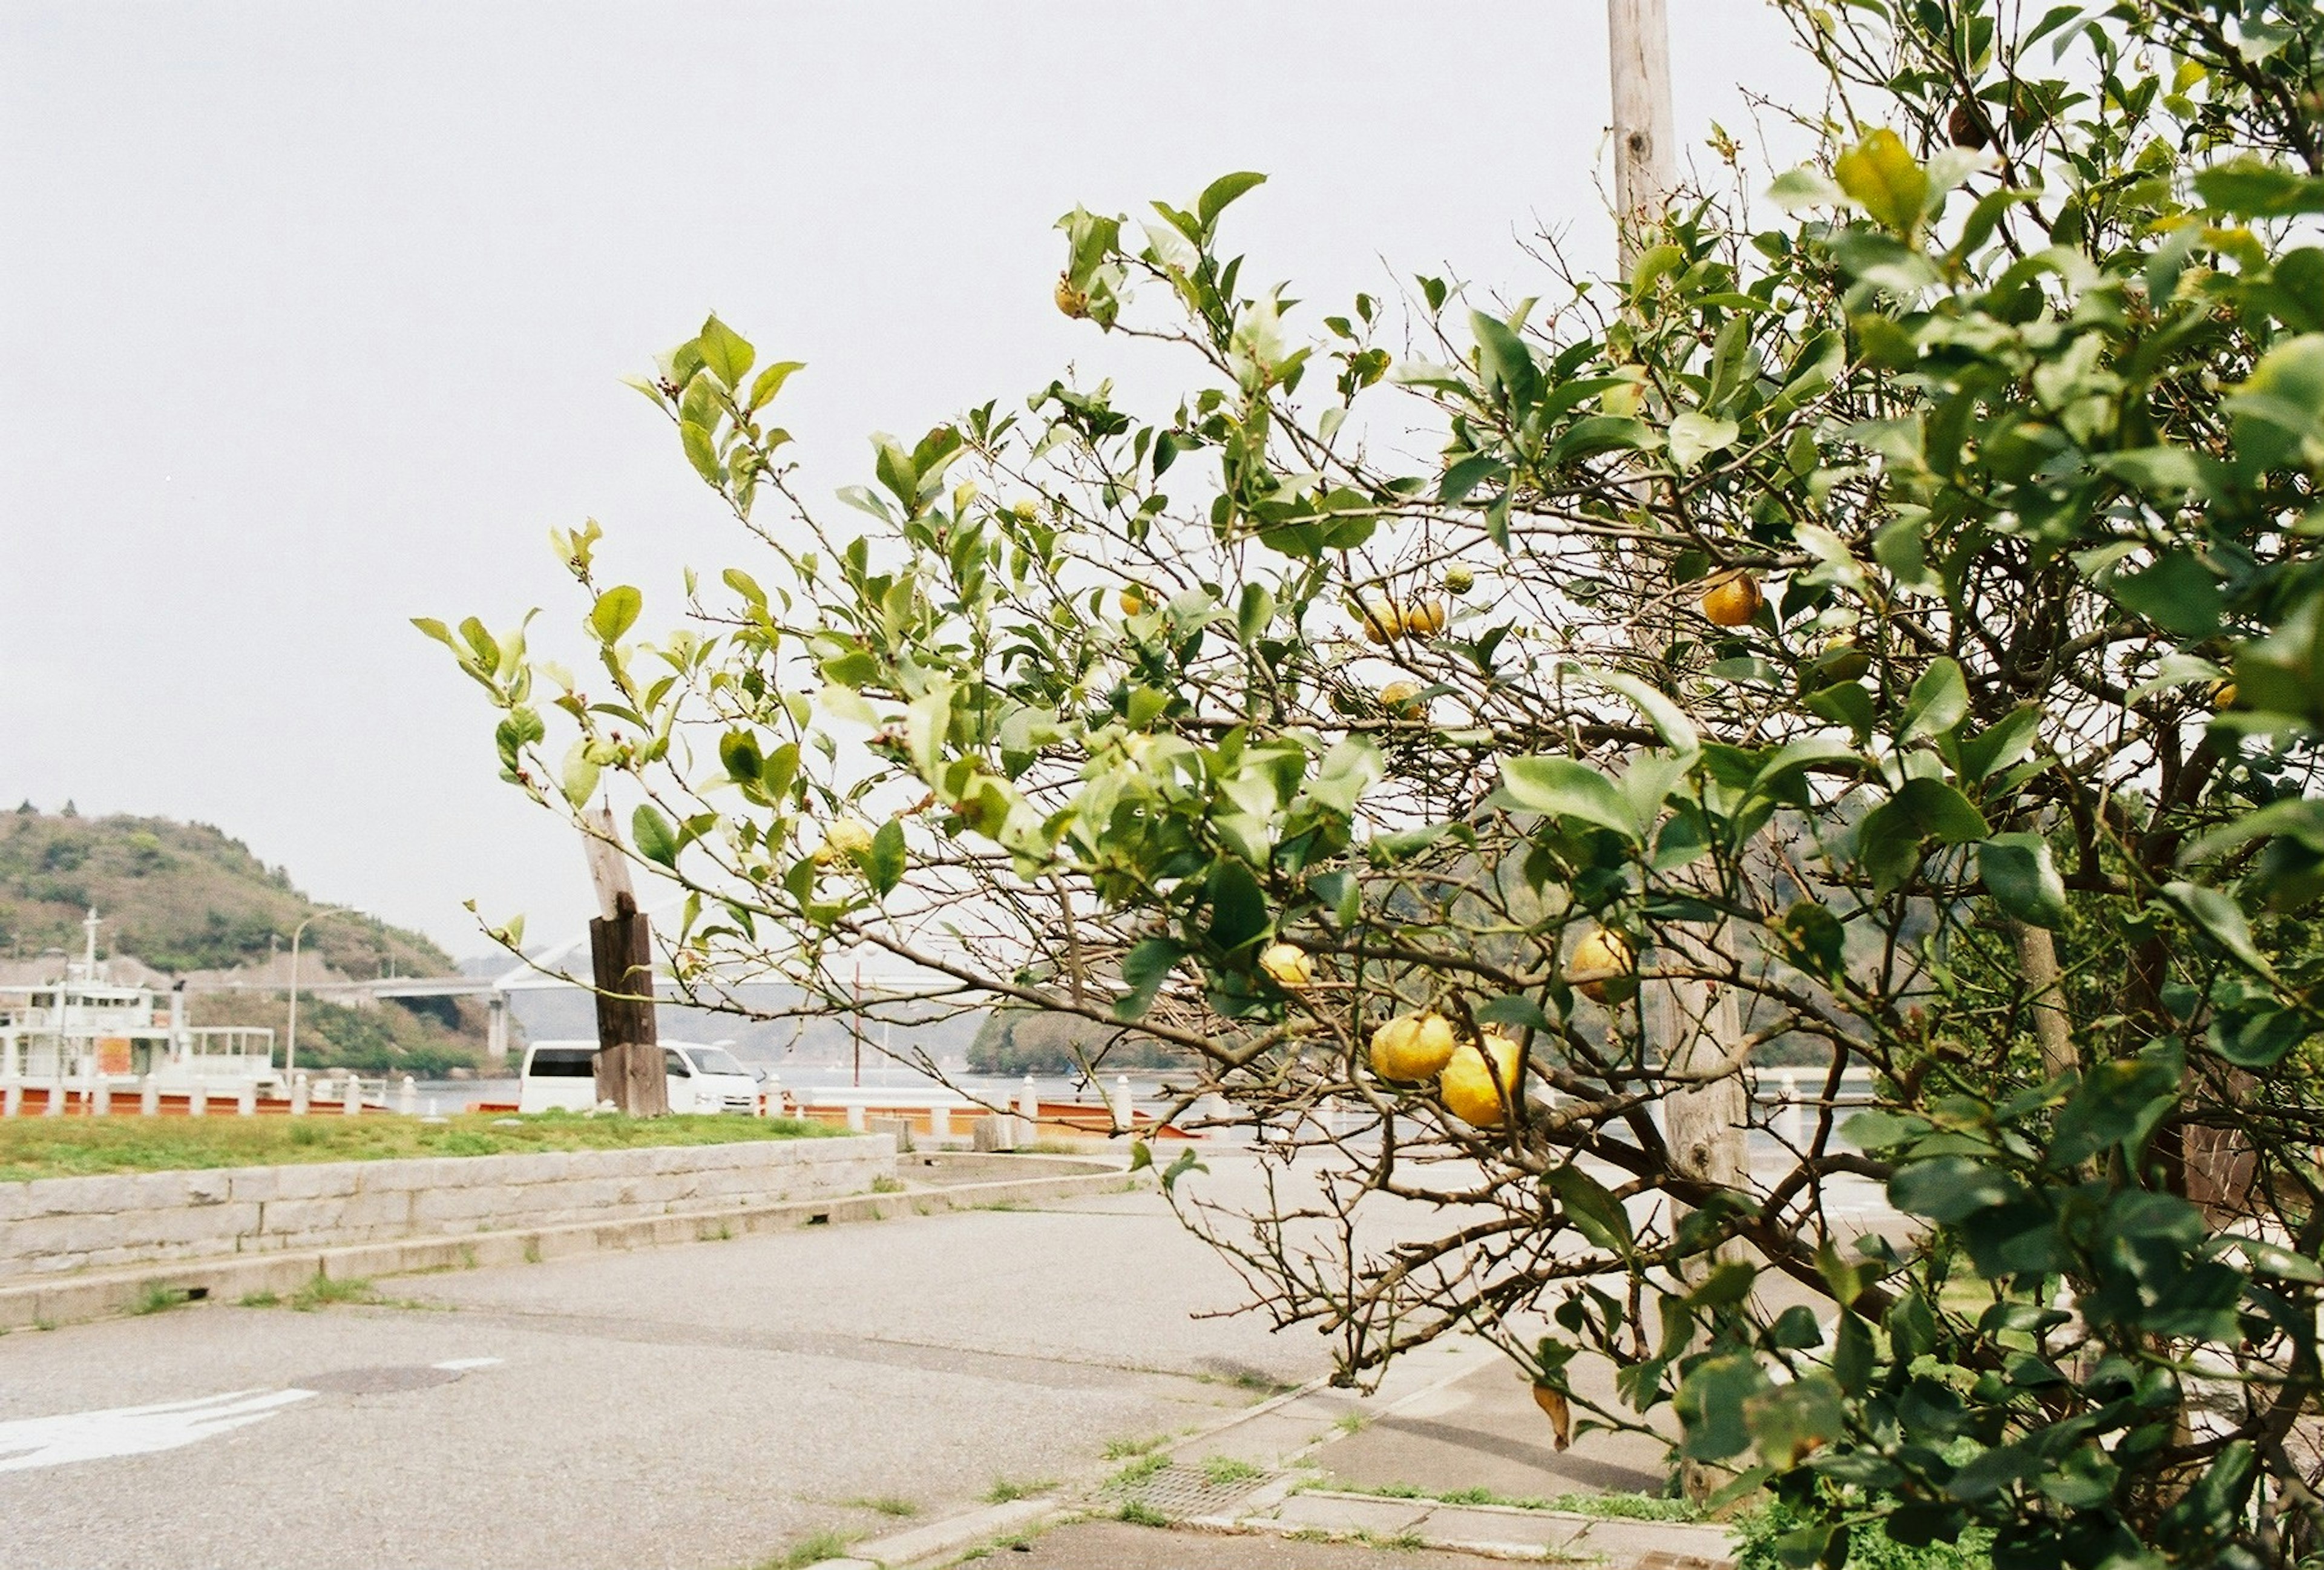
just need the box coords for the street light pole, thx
[284,907,352,1078]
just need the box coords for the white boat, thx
[0,912,278,1092]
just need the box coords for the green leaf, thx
[2208,1005,2308,1069]
[1206,859,1271,954]
[1161,1148,1210,1194]
[1948,1444,2044,1503]
[1115,937,1183,1020]
[747,360,806,413]
[1980,834,2068,928]
[2109,550,2222,637]
[1307,869,1362,928]
[2097,445,2202,495]
[631,804,680,868]
[1668,410,1740,470]
[2162,881,2271,974]
[1629,242,1685,298]
[1502,757,1639,840]
[1196,171,1267,231]
[590,586,643,645]
[1128,1138,1153,1173]
[1833,129,1929,234]
[696,314,754,387]
[680,421,724,485]
[2049,1042,2184,1167]
[1476,994,1555,1032]
[1957,705,2042,783]
[718,730,763,786]
[1839,1109,1920,1152]
[1816,1312,1868,1399]
[1899,657,1968,743]
[1470,310,1541,413]
[1583,669,1700,751]
[1546,1162,1633,1253]
[2228,333,2324,471]
[1235,582,1275,645]
[1745,1373,1846,1470]
[559,747,600,809]
[1768,167,1847,213]
[1674,1355,1770,1462]
[1857,779,1990,895]
[2196,157,2324,217]
[868,818,907,897]
[1889,1156,2020,1223]
[1806,680,1875,738]
[1439,452,1507,504]
[1547,415,1656,465]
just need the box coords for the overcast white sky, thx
[1,2,1819,956]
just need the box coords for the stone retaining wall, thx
[0,1134,893,1279]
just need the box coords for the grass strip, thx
[0,1111,835,1182]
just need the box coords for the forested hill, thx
[0,807,455,979]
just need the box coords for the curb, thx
[1226,1490,1738,1566]
[801,1359,1363,1569]
[0,1158,1144,1331]
[807,1332,1738,1570]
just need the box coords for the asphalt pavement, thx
[0,1146,1886,1569]
[0,1160,1328,1570]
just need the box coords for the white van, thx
[517,1040,761,1115]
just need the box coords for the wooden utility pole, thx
[582,806,668,1117]
[1606,0,1753,1208]
[1607,0,1678,271]
[1607,4,1750,1506]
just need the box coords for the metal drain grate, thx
[1113,1462,1278,1521]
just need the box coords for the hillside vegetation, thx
[0,807,453,976]
[0,806,495,1071]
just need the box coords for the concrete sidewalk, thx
[824,1333,1738,1569]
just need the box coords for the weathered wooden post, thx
[583,807,668,1118]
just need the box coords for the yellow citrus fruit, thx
[1403,599,1448,637]
[1817,635,1871,682]
[1443,567,1475,597]
[1011,499,1040,524]
[1054,274,1089,318]
[1119,586,1149,616]
[1259,942,1315,988]
[1360,599,1403,643]
[824,818,875,856]
[1700,575,1764,628]
[1379,680,1424,716]
[1566,927,1635,1003]
[1370,1012,1457,1082]
[2212,679,2239,711]
[1439,1032,1523,1126]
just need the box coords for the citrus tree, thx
[431,1,2324,1562]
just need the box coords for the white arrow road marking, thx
[0,1359,507,1473]
[0,1388,317,1473]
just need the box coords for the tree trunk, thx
[2010,920,2078,1081]
[1663,977,1750,1194]
[589,904,667,1118]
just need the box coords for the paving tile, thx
[1566,1516,1737,1567]
[1411,1503,1592,1551]
[1263,1491,1434,1536]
